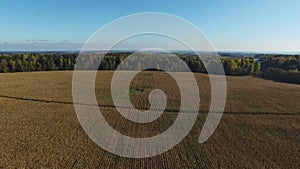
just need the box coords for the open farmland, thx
[0,71,299,168]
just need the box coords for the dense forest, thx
[0,53,76,72]
[0,52,299,84]
[0,52,260,75]
[258,55,300,84]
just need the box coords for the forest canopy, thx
[0,52,299,84]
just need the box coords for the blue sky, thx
[0,0,299,52]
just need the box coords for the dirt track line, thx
[0,94,299,116]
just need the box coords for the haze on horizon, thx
[0,0,299,53]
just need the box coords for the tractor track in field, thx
[0,94,299,116]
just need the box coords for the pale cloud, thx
[0,42,83,51]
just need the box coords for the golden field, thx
[0,71,299,168]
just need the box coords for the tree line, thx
[257,55,300,84]
[1,52,299,84]
[0,52,261,76]
[0,53,77,72]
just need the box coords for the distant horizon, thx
[1,49,299,55]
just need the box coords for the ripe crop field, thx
[0,71,299,168]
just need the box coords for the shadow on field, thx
[0,94,299,116]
